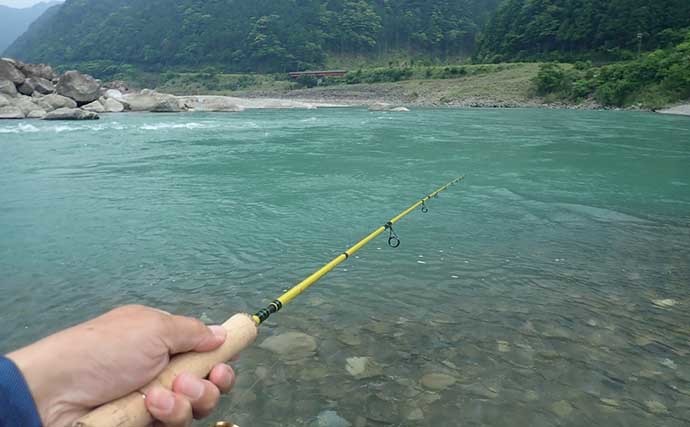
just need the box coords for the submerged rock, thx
[652,299,677,308]
[365,395,398,423]
[345,357,383,379]
[43,108,99,120]
[420,373,456,391]
[57,70,101,104]
[551,400,574,418]
[259,332,317,361]
[312,410,352,427]
[644,400,668,414]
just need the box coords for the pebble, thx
[660,358,677,370]
[337,331,361,346]
[404,407,424,421]
[312,410,352,427]
[644,400,668,415]
[420,373,456,391]
[599,398,620,408]
[652,299,678,308]
[551,400,574,417]
[586,319,598,327]
[497,340,511,353]
[345,357,383,379]
[365,395,398,423]
[259,332,317,361]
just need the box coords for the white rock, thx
[259,332,317,360]
[37,93,77,111]
[82,100,106,113]
[104,89,124,100]
[652,299,677,308]
[313,410,351,427]
[345,357,383,379]
[0,79,18,97]
[0,105,24,119]
[420,373,456,391]
[391,107,410,112]
[26,109,47,119]
[102,97,125,113]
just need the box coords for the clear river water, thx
[1,108,689,426]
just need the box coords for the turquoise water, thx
[1,109,689,426]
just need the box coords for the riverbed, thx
[1,108,688,426]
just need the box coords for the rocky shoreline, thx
[1,58,355,121]
[2,57,688,119]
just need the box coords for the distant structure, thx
[288,70,347,80]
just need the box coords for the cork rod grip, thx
[73,313,258,427]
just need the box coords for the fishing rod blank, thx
[74,176,465,427]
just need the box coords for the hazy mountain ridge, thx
[0,1,62,54]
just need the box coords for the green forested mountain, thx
[476,0,690,62]
[6,0,501,72]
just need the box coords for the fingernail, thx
[209,324,227,340]
[148,389,175,414]
[178,374,205,400]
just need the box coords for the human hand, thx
[8,305,236,427]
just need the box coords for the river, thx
[1,108,689,426]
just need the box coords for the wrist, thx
[8,344,67,426]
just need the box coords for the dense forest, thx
[6,0,501,72]
[477,0,690,62]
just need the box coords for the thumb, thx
[159,315,227,355]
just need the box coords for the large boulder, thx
[82,100,106,113]
[56,71,100,104]
[0,105,24,119]
[101,97,124,113]
[26,109,47,119]
[13,95,44,116]
[0,94,9,107]
[0,58,25,85]
[17,62,56,81]
[0,80,18,97]
[43,107,99,120]
[36,93,77,111]
[121,90,181,112]
[22,77,55,95]
[104,89,124,101]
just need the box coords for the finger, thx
[145,387,193,427]
[208,363,236,394]
[160,315,227,354]
[172,373,220,419]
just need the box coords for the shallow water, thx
[1,109,689,426]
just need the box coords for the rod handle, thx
[73,313,258,427]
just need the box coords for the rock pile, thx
[0,57,200,121]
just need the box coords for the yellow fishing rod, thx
[75,176,465,427]
[252,175,465,325]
